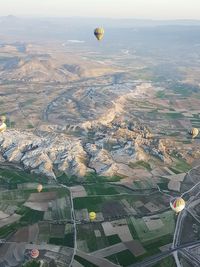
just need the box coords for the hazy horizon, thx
[1,0,200,20]
[2,15,200,22]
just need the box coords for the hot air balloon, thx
[94,27,104,41]
[0,116,6,123]
[89,212,96,221]
[30,248,39,259]
[37,184,43,193]
[189,128,199,138]
[0,116,6,133]
[170,197,185,213]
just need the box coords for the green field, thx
[57,172,121,186]
[0,168,48,189]
[22,261,40,267]
[85,173,122,183]
[130,211,175,245]
[49,233,74,247]
[74,255,98,267]
[106,250,136,266]
[74,196,104,212]
[132,180,155,190]
[0,182,71,239]
[74,192,169,216]
[0,186,69,204]
[167,157,191,174]
[105,214,175,266]
[156,91,166,99]
[0,206,44,239]
[164,112,184,119]
[77,223,109,252]
[17,206,44,224]
[84,184,119,196]
[152,256,176,267]
[0,188,38,204]
[0,223,19,239]
[107,234,121,246]
[157,177,170,191]
[129,161,152,171]
[169,82,199,97]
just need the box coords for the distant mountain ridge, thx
[0,16,200,44]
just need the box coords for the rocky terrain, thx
[0,119,172,180]
[0,42,199,182]
[0,44,118,83]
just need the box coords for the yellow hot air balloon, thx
[0,116,6,123]
[89,212,96,221]
[189,128,199,138]
[170,197,185,213]
[94,27,104,41]
[37,184,43,193]
[0,116,6,133]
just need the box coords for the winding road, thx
[172,164,200,266]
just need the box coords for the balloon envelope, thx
[0,116,6,123]
[89,212,96,221]
[94,28,104,41]
[31,249,39,259]
[0,116,6,132]
[0,122,6,133]
[190,128,199,138]
[170,197,185,213]
[37,184,43,193]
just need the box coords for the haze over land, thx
[0,16,200,267]
[1,0,200,19]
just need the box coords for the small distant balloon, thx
[37,184,43,193]
[170,197,185,213]
[89,212,96,221]
[0,116,6,123]
[0,115,7,133]
[30,248,39,259]
[94,27,104,41]
[189,128,199,138]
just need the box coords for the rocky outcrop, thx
[0,120,172,179]
[0,130,88,179]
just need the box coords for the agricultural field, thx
[129,211,175,245]
[84,183,120,196]
[22,261,40,267]
[0,167,49,190]
[0,168,72,246]
[74,191,171,219]
[74,255,98,267]
[75,195,175,266]
[77,223,110,252]
[152,256,176,267]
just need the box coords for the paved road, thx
[128,240,200,267]
[59,183,77,267]
[180,248,200,266]
[172,164,200,266]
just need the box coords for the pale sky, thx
[0,0,200,20]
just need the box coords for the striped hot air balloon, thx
[30,248,39,259]
[170,197,185,213]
